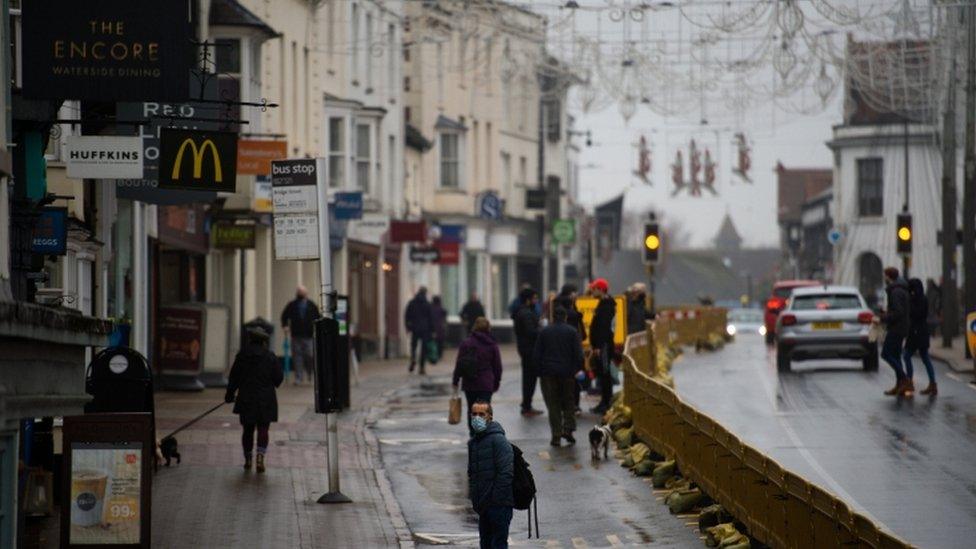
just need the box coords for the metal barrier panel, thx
[765,460,791,549]
[742,445,771,544]
[784,472,817,549]
[810,484,841,547]
[694,413,720,499]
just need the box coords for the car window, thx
[773,287,793,299]
[792,294,862,311]
[730,310,762,322]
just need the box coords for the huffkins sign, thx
[21,0,190,101]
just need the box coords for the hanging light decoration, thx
[814,63,835,105]
[618,94,637,122]
[773,39,797,80]
[777,0,805,39]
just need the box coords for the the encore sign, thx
[22,0,190,101]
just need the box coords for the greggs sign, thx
[159,129,238,193]
[22,0,190,101]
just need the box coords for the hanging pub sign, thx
[390,221,427,244]
[333,192,364,220]
[159,128,238,193]
[32,208,68,255]
[212,223,256,249]
[22,0,190,102]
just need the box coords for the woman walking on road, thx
[431,295,448,362]
[226,326,284,473]
[904,278,938,395]
[452,318,503,436]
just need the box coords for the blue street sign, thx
[476,191,503,220]
[334,192,363,220]
[827,229,842,245]
[32,207,68,255]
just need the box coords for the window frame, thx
[326,112,351,189]
[856,157,884,217]
[438,131,464,189]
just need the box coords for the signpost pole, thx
[314,158,350,504]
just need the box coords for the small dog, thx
[159,436,181,467]
[589,424,613,460]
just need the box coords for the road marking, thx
[545,540,562,547]
[378,438,462,446]
[539,451,551,460]
[606,534,623,546]
[945,372,976,391]
[571,537,588,548]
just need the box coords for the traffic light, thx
[896,213,912,254]
[643,223,660,264]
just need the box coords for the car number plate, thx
[812,321,842,330]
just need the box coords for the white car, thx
[774,285,877,373]
[726,308,765,339]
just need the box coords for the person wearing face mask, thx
[280,285,321,384]
[467,401,514,548]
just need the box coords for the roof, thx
[435,115,467,131]
[776,163,832,224]
[791,285,861,296]
[406,124,433,152]
[713,213,743,250]
[210,0,279,39]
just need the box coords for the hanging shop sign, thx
[212,223,256,249]
[390,221,427,243]
[525,188,547,210]
[65,136,143,179]
[409,246,441,263]
[271,158,324,260]
[252,177,273,213]
[435,224,466,244]
[237,139,288,176]
[475,191,503,220]
[347,213,390,245]
[434,242,460,265]
[333,192,364,221]
[22,0,190,102]
[61,413,153,548]
[159,128,238,193]
[551,219,576,245]
[31,207,68,255]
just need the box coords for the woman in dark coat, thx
[903,278,937,395]
[431,295,448,362]
[452,317,503,435]
[225,326,284,472]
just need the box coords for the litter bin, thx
[85,347,155,417]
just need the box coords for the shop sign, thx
[475,191,503,220]
[157,205,208,254]
[237,139,287,176]
[525,188,547,210]
[159,128,238,192]
[435,224,466,244]
[409,246,440,263]
[347,213,390,244]
[62,413,153,548]
[334,192,363,220]
[434,242,460,265]
[391,221,427,243]
[31,207,68,255]
[252,178,273,213]
[552,219,576,245]
[212,223,256,249]
[271,159,324,260]
[157,307,204,375]
[22,0,190,102]
[65,136,143,179]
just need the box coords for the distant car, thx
[774,285,878,373]
[726,308,765,339]
[764,279,820,344]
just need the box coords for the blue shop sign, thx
[32,207,68,255]
[437,224,466,244]
[334,192,363,220]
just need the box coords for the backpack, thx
[511,444,539,538]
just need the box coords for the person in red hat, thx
[588,278,616,414]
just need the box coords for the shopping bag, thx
[448,393,462,425]
[426,340,441,364]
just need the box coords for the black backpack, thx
[511,444,539,538]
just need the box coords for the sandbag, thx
[633,459,656,477]
[666,488,703,514]
[651,460,676,488]
[665,477,690,491]
[628,443,650,465]
[610,412,633,430]
[699,504,734,532]
[719,533,750,549]
[614,427,634,448]
[705,523,739,548]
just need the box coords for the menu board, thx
[69,443,142,545]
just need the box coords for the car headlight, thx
[758,325,767,336]
[726,324,736,336]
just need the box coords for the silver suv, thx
[774,285,877,373]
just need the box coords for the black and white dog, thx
[589,424,613,460]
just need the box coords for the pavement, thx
[929,336,976,374]
[671,332,976,549]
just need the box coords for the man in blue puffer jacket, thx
[467,401,514,548]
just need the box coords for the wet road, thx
[370,348,703,547]
[672,333,976,549]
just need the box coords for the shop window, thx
[465,253,481,300]
[440,265,459,317]
[490,256,512,320]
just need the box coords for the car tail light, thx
[857,311,875,324]
[780,314,797,326]
[766,298,784,312]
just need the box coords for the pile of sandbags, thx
[704,522,750,549]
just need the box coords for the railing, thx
[620,314,913,549]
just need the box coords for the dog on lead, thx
[589,424,613,460]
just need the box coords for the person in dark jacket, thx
[904,278,937,395]
[431,295,448,362]
[588,278,616,414]
[554,284,585,335]
[534,307,585,446]
[453,318,503,435]
[880,267,912,396]
[626,283,649,335]
[512,287,543,417]
[460,293,487,334]
[467,401,514,549]
[280,285,321,384]
[405,287,434,374]
[225,326,284,473]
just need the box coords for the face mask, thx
[471,416,488,433]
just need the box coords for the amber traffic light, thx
[644,223,660,264]
[896,213,912,255]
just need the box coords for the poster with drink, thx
[69,443,142,545]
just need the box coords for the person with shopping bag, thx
[452,317,503,436]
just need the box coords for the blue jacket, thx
[467,421,514,513]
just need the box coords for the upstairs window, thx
[439,133,461,189]
[856,158,883,217]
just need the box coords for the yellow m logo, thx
[171,138,222,182]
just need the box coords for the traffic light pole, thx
[964,3,976,362]
[942,14,960,348]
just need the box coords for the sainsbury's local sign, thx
[65,136,143,179]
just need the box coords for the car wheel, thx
[863,344,879,371]
[776,348,791,372]
[764,332,775,346]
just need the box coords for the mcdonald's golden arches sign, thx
[159,128,237,192]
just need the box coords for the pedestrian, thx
[512,287,543,417]
[541,291,557,327]
[508,283,531,317]
[554,284,585,335]
[905,278,937,396]
[534,307,585,447]
[431,295,448,361]
[626,283,649,335]
[460,292,487,334]
[925,278,942,337]
[405,287,434,374]
[452,317,503,436]
[280,285,321,384]
[466,401,514,549]
[588,278,616,415]
[225,325,283,473]
[880,267,912,397]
